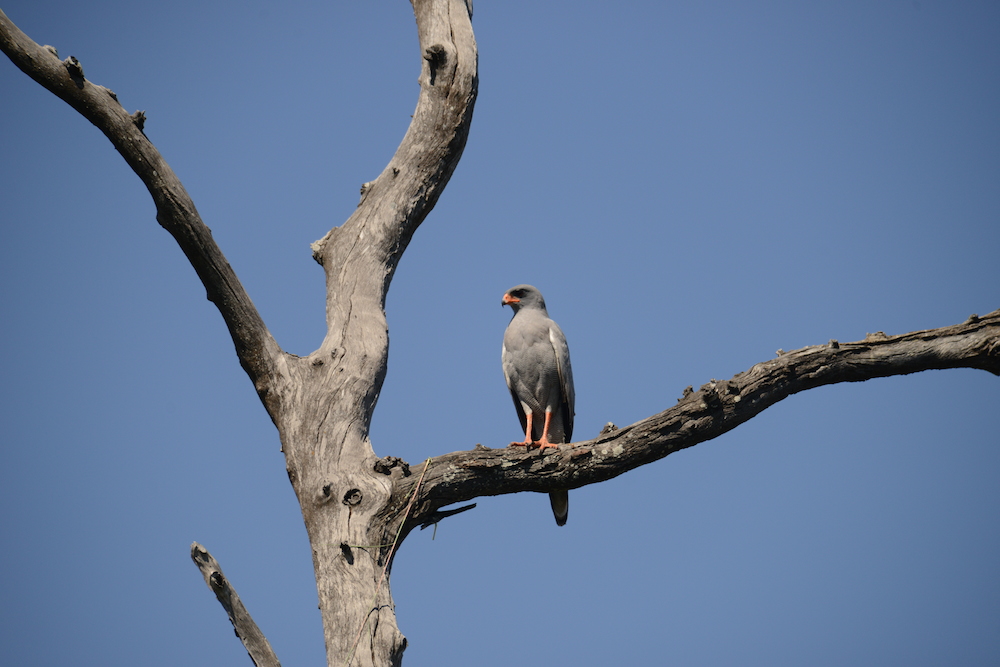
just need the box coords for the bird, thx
[501,284,575,526]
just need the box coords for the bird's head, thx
[502,284,546,312]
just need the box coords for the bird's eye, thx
[512,289,526,297]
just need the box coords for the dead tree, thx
[2,4,997,666]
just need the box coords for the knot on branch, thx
[209,571,227,593]
[342,488,363,506]
[359,180,374,203]
[424,44,448,85]
[374,456,411,476]
[309,231,331,265]
[319,482,334,503]
[701,382,722,409]
[63,55,85,86]
[700,379,740,409]
[131,110,146,131]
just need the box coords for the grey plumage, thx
[501,285,575,526]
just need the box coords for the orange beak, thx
[502,293,520,306]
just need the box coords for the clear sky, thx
[2,1,998,665]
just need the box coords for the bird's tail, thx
[549,490,569,526]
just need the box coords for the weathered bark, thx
[3,4,998,667]
[274,1,478,663]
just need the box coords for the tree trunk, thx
[268,1,479,663]
[268,1,477,662]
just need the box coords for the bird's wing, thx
[548,322,575,442]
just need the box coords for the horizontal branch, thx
[190,543,282,667]
[395,309,1000,527]
[0,10,286,414]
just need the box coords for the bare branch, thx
[190,543,282,667]
[309,0,478,281]
[397,310,1000,526]
[291,0,480,460]
[0,9,286,414]
[419,503,477,529]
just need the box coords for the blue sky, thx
[2,1,998,665]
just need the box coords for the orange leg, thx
[537,410,558,449]
[510,411,534,446]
